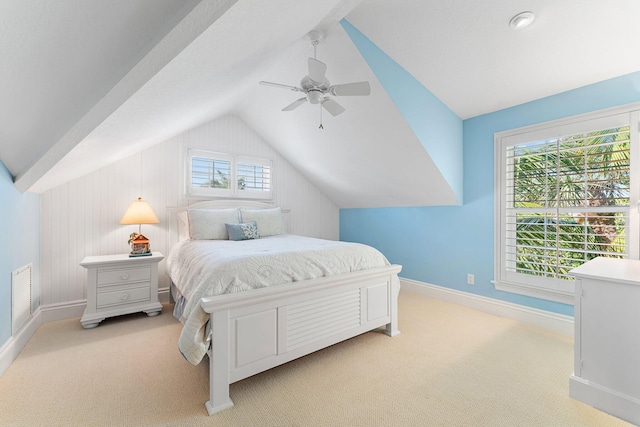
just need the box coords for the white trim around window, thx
[185,149,273,200]
[493,103,640,305]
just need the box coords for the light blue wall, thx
[341,71,640,317]
[341,19,463,204]
[0,161,40,347]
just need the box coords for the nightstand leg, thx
[82,321,102,329]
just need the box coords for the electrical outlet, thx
[467,274,475,285]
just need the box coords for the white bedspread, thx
[166,234,392,364]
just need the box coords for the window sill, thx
[492,280,575,305]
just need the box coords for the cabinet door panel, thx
[580,278,640,398]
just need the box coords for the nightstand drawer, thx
[97,266,150,286]
[97,285,150,308]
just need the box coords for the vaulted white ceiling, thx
[2,0,640,208]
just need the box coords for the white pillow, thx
[239,207,285,237]
[188,208,239,240]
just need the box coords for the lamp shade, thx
[119,197,159,225]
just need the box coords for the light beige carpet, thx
[0,291,633,427]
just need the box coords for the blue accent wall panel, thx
[0,161,40,347]
[341,19,463,204]
[341,71,640,317]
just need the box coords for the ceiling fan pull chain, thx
[319,102,324,129]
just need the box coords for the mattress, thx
[166,234,393,364]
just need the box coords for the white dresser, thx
[569,257,640,425]
[80,252,164,328]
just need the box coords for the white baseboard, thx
[570,375,640,426]
[158,287,170,303]
[400,278,574,337]
[40,299,86,323]
[0,308,42,378]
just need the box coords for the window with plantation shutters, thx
[494,108,639,304]
[237,156,272,195]
[186,149,273,199]
[192,157,231,189]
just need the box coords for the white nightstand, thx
[80,252,164,329]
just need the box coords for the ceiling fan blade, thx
[322,98,345,116]
[308,58,327,84]
[282,97,307,111]
[260,81,302,92]
[329,81,371,96]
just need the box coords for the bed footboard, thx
[200,265,402,415]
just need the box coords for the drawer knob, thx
[120,273,129,280]
[121,293,129,301]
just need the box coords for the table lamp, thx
[119,197,159,257]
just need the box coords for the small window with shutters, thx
[186,149,272,199]
[494,108,639,304]
[236,156,272,197]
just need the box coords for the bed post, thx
[205,309,234,415]
[384,275,401,337]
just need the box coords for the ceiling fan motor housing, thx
[301,75,329,91]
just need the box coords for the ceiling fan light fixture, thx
[307,90,323,105]
[509,11,535,30]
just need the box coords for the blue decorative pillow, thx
[225,222,260,241]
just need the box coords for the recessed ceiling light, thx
[509,11,535,30]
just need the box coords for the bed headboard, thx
[165,200,290,252]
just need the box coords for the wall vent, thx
[12,263,32,336]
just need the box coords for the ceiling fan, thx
[259,30,370,128]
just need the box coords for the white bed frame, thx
[166,200,401,415]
